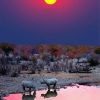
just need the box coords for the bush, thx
[88,59,99,66]
[10,71,19,77]
[21,55,28,61]
[0,43,14,56]
[30,70,36,74]
[0,65,9,75]
[95,47,100,54]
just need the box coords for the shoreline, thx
[0,72,100,98]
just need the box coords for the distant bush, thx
[0,65,10,75]
[9,65,21,77]
[21,55,28,61]
[30,70,36,74]
[32,57,37,63]
[94,47,100,54]
[88,59,99,66]
[0,43,14,56]
[10,71,19,77]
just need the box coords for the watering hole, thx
[4,85,100,100]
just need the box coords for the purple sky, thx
[0,0,99,45]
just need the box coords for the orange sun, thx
[44,0,57,5]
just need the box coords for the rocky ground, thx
[0,67,100,98]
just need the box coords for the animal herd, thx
[21,78,80,100]
[21,78,58,100]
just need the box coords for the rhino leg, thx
[23,86,25,91]
[47,84,50,90]
[29,87,32,95]
[53,83,56,89]
[22,86,26,95]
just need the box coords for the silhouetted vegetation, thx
[21,55,28,61]
[0,57,10,75]
[10,71,19,77]
[89,59,99,66]
[95,47,100,54]
[0,65,9,75]
[0,43,14,55]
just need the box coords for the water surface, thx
[4,86,100,100]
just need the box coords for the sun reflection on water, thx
[4,86,100,100]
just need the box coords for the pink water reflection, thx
[4,86,100,100]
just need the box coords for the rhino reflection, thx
[22,92,36,100]
[41,90,57,98]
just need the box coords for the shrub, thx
[8,65,21,77]
[21,55,28,61]
[0,43,14,56]
[95,47,100,54]
[10,71,19,77]
[30,70,36,74]
[0,65,10,75]
[88,59,99,66]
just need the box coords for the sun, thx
[44,0,57,5]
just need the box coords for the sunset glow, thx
[44,0,57,5]
[0,0,99,44]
